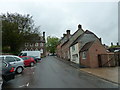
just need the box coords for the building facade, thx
[70,30,101,64]
[21,32,46,57]
[61,24,84,60]
[79,40,107,68]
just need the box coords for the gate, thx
[98,53,120,67]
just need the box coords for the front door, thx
[98,55,102,67]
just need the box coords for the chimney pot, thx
[66,30,70,35]
[78,24,82,29]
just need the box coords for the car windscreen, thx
[18,53,23,56]
[30,56,35,59]
[21,57,30,60]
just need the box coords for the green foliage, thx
[46,36,59,54]
[110,45,120,48]
[1,12,41,53]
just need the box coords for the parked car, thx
[0,55,24,74]
[2,61,15,82]
[20,56,36,67]
[0,57,15,82]
[29,56,41,62]
[19,51,41,59]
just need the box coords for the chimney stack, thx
[78,24,82,29]
[63,34,66,37]
[99,38,102,43]
[66,30,71,39]
[66,30,70,35]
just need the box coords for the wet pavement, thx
[80,67,119,84]
[2,56,119,88]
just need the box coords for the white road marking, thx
[19,82,29,88]
[26,83,29,87]
[19,85,25,88]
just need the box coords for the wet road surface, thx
[2,56,118,88]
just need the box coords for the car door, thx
[13,57,24,67]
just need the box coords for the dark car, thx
[29,56,41,62]
[1,60,15,82]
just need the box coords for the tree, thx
[46,36,59,55]
[1,13,41,54]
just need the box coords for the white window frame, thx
[82,51,87,59]
[72,45,75,52]
[35,43,39,46]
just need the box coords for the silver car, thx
[0,55,24,74]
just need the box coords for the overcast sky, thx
[0,0,118,46]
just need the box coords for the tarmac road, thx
[2,56,118,88]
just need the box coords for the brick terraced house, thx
[21,32,46,57]
[56,24,113,68]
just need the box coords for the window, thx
[5,57,15,62]
[30,43,34,47]
[72,45,75,51]
[82,51,87,59]
[2,62,7,67]
[22,53,27,56]
[72,54,78,61]
[25,43,28,47]
[35,48,38,51]
[14,57,21,61]
[40,43,43,47]
[35,43,39,46]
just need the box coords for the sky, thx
[0,0,119,46]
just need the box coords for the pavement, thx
[55,56,119,85]
[80,67,119,84]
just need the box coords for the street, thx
[2,56,118,88]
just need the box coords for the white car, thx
[0,55,24,74]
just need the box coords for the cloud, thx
[0,1,118,46]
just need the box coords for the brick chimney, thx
[66,30,71,39]
[78,24,82,29]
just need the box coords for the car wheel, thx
[30,62,34,67]
[16,67,23,74]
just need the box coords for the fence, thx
[98,53,120,67]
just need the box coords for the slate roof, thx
[70,30,99,47]
[80,41,95,52]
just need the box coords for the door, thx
[13,57,24,67]
[98,55,102,67]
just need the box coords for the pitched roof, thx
[70,30,99,46]
[80,41,95,52]
[61,28,84,47]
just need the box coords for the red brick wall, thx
[80,51,91,67]
[89,41,107,68]
[56,44,62,58]
[80,40,107,68]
